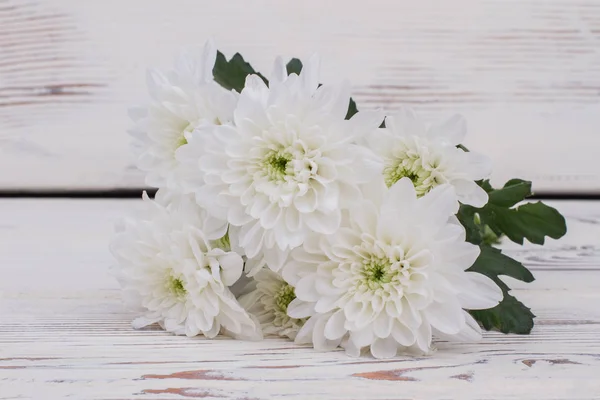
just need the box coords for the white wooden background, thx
[1,0,599,192]
[1,200,599,399]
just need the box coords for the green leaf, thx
[488,179,532,207]
[481,201,567,245]
[457,144,470,152]
[213,51,268,92]
[477,179,494,193]
[467,245,535,334]
[458,179,567,246]
[469,246,534,283]
[470,287,535,334]
[345,98,358,120]
[457,205,481,245]
[286,58,303,75]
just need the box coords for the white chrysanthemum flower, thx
[367,107,492,207]
[110,191,261,340]
[179,55,383,271]
[238,269,306,339]
[129,40,237,190]
[283,178,503,358]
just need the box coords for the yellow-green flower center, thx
[383,159,443,197]
[176,121,198,149]
[168,276,187,297]
[361,259,393,290]
[384,163,424,188]
[275,283,296,313]
[212,229,231,251]
[263,151,292,181]
[176,135,188,148]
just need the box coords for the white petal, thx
[314,295,339,314]
[200,39,218,82]
[457,272,504,310]
[423,298,465,335]
[295,315,318,345]
[443,241,480,270]
[313,314,342,351]
[305,210,341,235]
[398,297,422,329]
[281,259,312,286]
[350,201,379,235]
[300,54,320,94]
[227,205,253,226]
[382,178,417,218]
[451,179,489,208]
[295,275,320,302]
[391,320,416,346]
[294,189,318,213]
[349,326,374,348]
[458,311,483,341]
[132,315,160,330]
[370,336,398,359]
[287,298,315,319]
[342,338,362,357]
[284,207,302,232]
[263,247,289,272]
[350,109,385,136]
[414,322,432,353]
[324,309,347,340]
[434,311,483,342]
[218,253,244,286]
[386,107,427,138]
[270,56,287,85]
[203,320,220,338]
[418,183,460,222]
[373,312,393,339]
[428,114,466,145]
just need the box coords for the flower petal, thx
[324,309,347,340]
[371,336,398,359]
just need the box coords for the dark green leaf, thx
[286,58,303,75]
[470,286,535,334]
[345,98,358,120]
[469,245,534,283]
[456,178,566,334]
[481,201,567,245]
[213,51,268,92]
[457,144,470,152]
[467,245,535,334]
[459,179,568,246]
[457,205,481,245]
[488,179,532,208]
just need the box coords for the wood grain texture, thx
[0,0,599,191]
[0,200,599,399]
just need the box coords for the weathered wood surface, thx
[0,200,599,399]
[1,0,600,192]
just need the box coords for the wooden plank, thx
[0,200,599,399]
[1,0,600,191]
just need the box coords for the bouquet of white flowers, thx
[111,40,567,359]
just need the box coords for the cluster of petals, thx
[283,178,502,358]
[113,40,503,358]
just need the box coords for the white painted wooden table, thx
[1,199,599,399]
